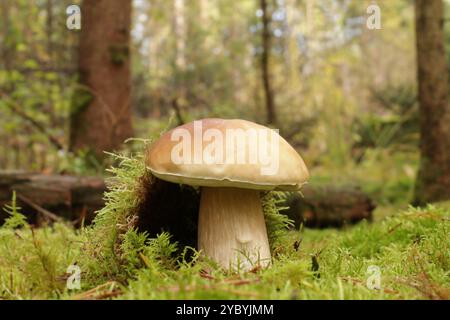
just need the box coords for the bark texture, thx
[0,171,105,225]
[260,0,277,125]
[414,0,450,205]
[70,0,133,159]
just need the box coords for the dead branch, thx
[16,193,63,223]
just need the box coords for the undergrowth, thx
[75,147,292,287]
[0,150,448,300]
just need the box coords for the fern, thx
[262,191,294,248]
[2,191,28,229]
[143,232,179,270]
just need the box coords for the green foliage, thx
[78,149,151,285]
[55,149,106,175]
[1,190,448,299]
[119,205,449,299]
[0,0,448,300]
[70,87,93,117]
[1,0,425,187]
[261,191,293,248]
[311,148,418,208]
[0,193,82,299]
[120,230,179,275]
[142,232,179,270]
[0,1,79,171]
[2,192,27,230]
[354,84,419,152]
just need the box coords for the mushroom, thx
[146,118,309,270]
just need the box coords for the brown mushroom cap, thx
[146,118,309,191]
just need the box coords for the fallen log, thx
[0,172,375,229]
[282,184,375,228]
[0,171,106,226]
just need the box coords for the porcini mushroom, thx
[146,118,309,270]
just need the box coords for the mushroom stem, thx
[198,187,271,270]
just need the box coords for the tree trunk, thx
[413,0,450,205]
[70,0,133,159]
[172,0,187,117]
[260,0,277,125]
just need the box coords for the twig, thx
[199,270,215,280]
[71,205,87,226]
[387,222,402,234]
[394,275,449,300]
[340,276,400,295]
[71,281,122,300]
[16,193,63,223]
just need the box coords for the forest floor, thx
[0,199,448,300]
[0,149,448,300]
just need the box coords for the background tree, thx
[70,0,133,159]
[0,0,446,210]
[260,0,277,125]
[413,0,450,205]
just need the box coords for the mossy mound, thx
[78,144,292,286]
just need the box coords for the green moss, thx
[0,145,448,300]
[78,150,151,285]
[77,144,292,286]
[120,204,449,299]
[0,200,82,299]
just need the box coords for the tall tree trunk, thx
[70,0,133,159]
[260,0,277,125]
[414,0,450,205]
[172,0,186,115]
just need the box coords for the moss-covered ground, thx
[0,150,448,300]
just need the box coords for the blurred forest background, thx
[0,0,449,216]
